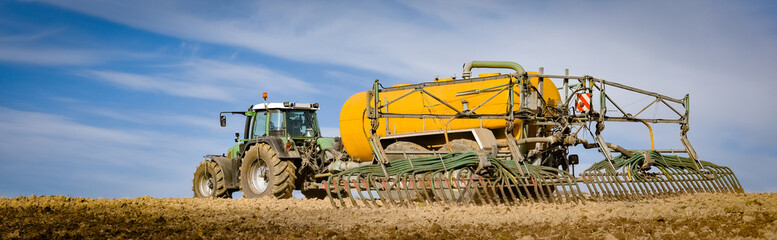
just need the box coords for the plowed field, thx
[2,193,776,239]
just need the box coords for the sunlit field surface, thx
[1,193,776,239]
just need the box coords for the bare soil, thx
[1,193,776,239]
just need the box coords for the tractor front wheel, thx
[192,161,230,198]
[240,144,296,198]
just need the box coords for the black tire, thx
[301,189,328,199]
[192,161,230,198]
[240,144,296,198]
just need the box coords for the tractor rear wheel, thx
[240,144,296,198]
[192,161,230,198]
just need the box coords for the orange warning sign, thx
[576,93,592,112]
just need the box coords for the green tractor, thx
[193,99,343,199]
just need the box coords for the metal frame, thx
[365,68,697,164]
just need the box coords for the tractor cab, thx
[249,102,321,139]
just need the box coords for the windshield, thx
[285,110,318,138]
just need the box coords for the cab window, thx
[268,110,285,136]
[252,111,267,137]
[286,110,317,137]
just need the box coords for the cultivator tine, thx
[388,178,405,207]
[612,172,631,200]
[705,168,729,193]
[470,178,488,205]
[482,179,498,205]
[365,180,383,207]
[639,174,660,197]
[323,152,599,208]
[350,178,370,208]
[342,177,359,208]
[603,172,623,200]
[430,176,443,203]
[535,178,550,203]
[583,172,608,200]
[332,176,347,207]
[704,164,744,193]
[475,179,492,205]
[596,173,612,199]
[455,171,476,205]
[358,178,375,207]
[380,178,397,207]
[559,173,584,204]
[421,176,434,203]
[581,151,744,201]
[580,173,597,199]
[498,178,514,205]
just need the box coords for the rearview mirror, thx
[219,115,226,127]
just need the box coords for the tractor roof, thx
[251,102,319,111]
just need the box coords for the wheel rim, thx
[198,172,214,196]
[249,159,270,194]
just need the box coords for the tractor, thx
[193,98,342,199]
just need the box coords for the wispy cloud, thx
[0,106,225,197]
[81,59,317,102]
[83,107,217,130]
[319,127,340,138]
[83,70,234,101]
[0,27,152,66]
[30,1,777,86]
[0,45,106,66]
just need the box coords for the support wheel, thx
[240,144,296,198]
[192,161,231,198]
[438,139,481,153]
[385,141,429,161]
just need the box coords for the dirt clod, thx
[604,233,619,240]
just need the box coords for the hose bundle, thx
[325,152,583,208]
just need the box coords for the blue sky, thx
[1,0,776,198]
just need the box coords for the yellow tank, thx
[339,72,561,162]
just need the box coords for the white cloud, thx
[0,45,105,65]
[0,107,226,197]
[319,127,340,138]
[29,1,777,86]
[83,107,217,130]
[0,28,150,66]
[83,70,235,101]
[81,59,317,102]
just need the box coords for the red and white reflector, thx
[576,93,592,112]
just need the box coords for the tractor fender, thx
[204,155,239,189]
[246,138,301,159]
